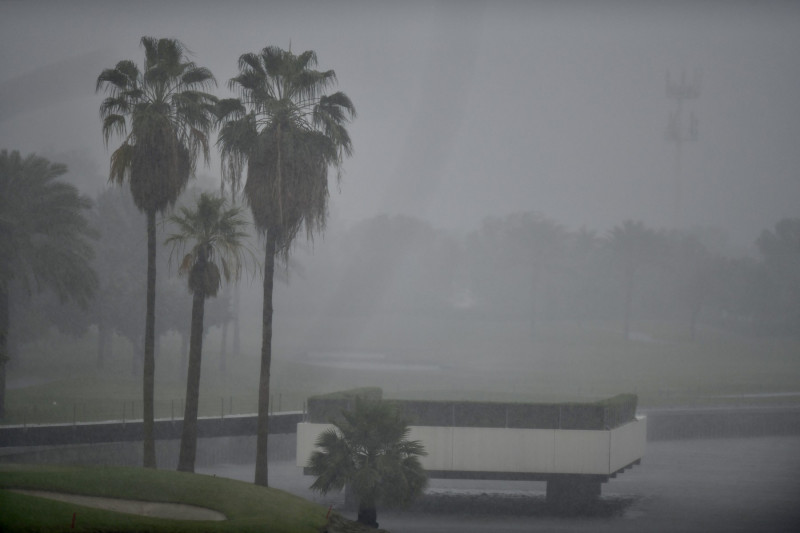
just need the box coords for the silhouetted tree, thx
[86,189,144,369]
[97,37,217,467]
[332,215,458,314]
[0,150,97,419]
[608,220,663,340]
[561,227,608,325]
[308,397,427,528]
[467,213,566,329]
[166,192,250,472]
[755,218,800,335]
[504,212,566,334]
[217,45,355,486]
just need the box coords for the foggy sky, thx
[1,0,799,248]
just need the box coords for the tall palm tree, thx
[0,150,97,419]
[307,397,428,528]
[165,192,250,472]
[96,36,217,467]
[217,45,355,486]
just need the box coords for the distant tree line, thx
[282,212,800,341]
[4,187,235,375]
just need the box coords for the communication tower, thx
[665,69,701,225]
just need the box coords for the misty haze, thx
[1,2,799,532]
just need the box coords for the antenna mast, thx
[665,68,701,226]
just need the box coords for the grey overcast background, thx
[1,0,799,248]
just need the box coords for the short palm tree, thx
[217,45,356,486]
[96,37,217,467]
[307,397,428,528]
[0,150,97,419]
[165,192,250,472]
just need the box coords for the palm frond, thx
[307,396,427,508]
[108,143,134,187]
[165,192,253,298]
[100,114,128,146]
[98,36,217,214]
[0,150,97,306]
[219,45,354,248]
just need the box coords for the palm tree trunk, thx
[143,210,157,468]
[276,125,283,223]
[178,287,205,472]
[0,287,8,419]
[254,229,277,487]
[357,498,378,528]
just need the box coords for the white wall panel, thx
[552,429,610,474]
[296,422,326,468]
[296,418,646,476]
[610,416,647,472]
[408,426,454,471]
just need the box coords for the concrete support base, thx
[546,475,604,513]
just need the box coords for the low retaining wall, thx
[0,434,297,467]
[0,412,303,448]
[644,406,800,441]
[307,389,639,431]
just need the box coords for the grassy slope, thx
[0,464,328,533]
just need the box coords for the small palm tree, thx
[97,37,217,467]
[0,150,97,419]
[165,192,251,472]
[307,398,427,528]
[217,45,355,486]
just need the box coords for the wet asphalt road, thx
[200,435,800,533]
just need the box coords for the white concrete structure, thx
[296,416,646,478]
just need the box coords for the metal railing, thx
[4,391,309,427]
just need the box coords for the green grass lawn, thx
[0,464,330,532]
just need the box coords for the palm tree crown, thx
[97,36,217,214]
[217,45,356,252]
[166,192,251,297]
[308,397,427,526]
[0,150,97,305]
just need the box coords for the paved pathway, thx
[202,435,800,533]
[8,489,226,521]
